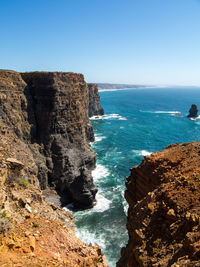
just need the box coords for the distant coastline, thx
[97,83,200,92]
[97,83,146,90]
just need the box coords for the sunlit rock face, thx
[118,142,200,267]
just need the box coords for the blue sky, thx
[1,0,200,85]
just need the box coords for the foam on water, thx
[132,149,152,156]
[90,113,127,121]
[93,133,106,142]
[154,110,181,114]
[92,164,110,181]
[120,190,128,216]
[140,110,181,114]
[93,191,111,212]
[75,228,106,249]
[64,190,111,213]
[189,115,200,121]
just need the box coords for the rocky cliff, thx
[118,142,200,266]
[0,70,102,208]
[88,83,104,117]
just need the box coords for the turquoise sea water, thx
[73,88,200,267]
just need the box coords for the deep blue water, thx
[73,88,200,267]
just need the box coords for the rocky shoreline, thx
[1,70,200,266]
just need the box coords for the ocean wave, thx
[92,164,110,181]
[94,134,106,142]
[120,190,128,216]
[140,110,181,114]
[154,111,181,114]
[189,115,200,121]
[92,191,111,213]
[132,149,152,157]
[75,228,106,249]
[64,191,111,213]
[90,113,127,121]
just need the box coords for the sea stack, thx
[187,104,198,118]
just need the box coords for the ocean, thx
[72,87,200,267]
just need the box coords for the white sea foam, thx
[120,190,128,216]
[90,113,127,121]
[64,203,74,211]
[190,115,200,121]
[92,164,110,181]
[75,228,106,249]
[132,149,152,157]
[92,191,111,213]
[64,190,111,213]
[95,135,106,142]
[140,110,181,114]
[154,111,181,114]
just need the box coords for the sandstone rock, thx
[187,104,198,118]
[118,142,200,266]
[29,236,36,251]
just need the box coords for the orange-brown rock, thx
[0,183,108,266]
[118,142,200,266]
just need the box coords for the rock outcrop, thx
[118,142,200,266]
[0,182,108,266]
[187,104,199,118]
[0,70,99,208]
[88,83,104,117]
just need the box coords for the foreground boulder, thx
[118,142,200,266]
[187,104,199,118]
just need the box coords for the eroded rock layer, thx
[0,70,100,208]
[118,142,200,266]
[88,83,104,117]
[0,182,107,266]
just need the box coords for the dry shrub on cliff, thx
[0,217,12,236]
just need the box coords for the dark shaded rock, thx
[88,83,104,117]
[0,70,97,208]
[187,104,198,118]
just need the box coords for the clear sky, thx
[1,0,200,85]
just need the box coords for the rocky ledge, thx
[118,142,200,266]
[0,182,107,266]
[0,70,103,208]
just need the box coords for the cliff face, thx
[88,83,104,117]
[118,142,200,266]
[0,70,99,208]
[0,70,108,266]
